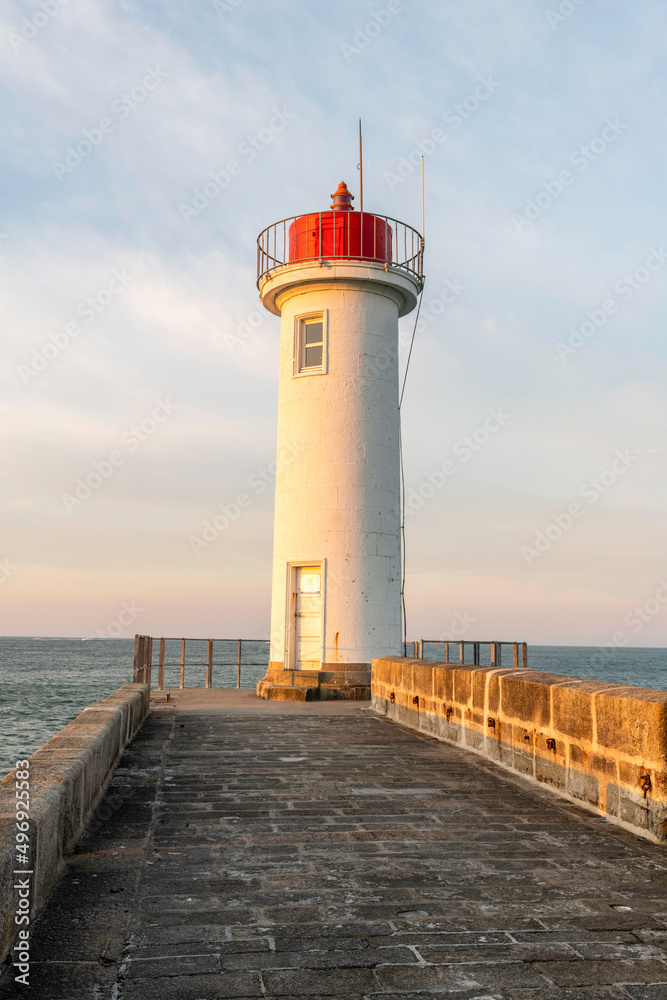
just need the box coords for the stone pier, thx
[1,688,666,998]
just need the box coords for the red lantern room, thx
[287,181,393,264]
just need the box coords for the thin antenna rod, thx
[421,153,425,235]
[420,155,425,278]
[358,118,363,214]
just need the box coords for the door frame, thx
[284,559,326,671]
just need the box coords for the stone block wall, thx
[0,683,149,964]
[372,657,667,842]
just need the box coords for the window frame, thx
[293,310,328,377]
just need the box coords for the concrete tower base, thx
[257,663,370,701]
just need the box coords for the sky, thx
[1,0,666,648]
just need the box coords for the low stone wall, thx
[0,683,149,964]
[372,657,667,843]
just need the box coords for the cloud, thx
[2,0,666,641]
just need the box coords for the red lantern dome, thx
[288,182,392,264]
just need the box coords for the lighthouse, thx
[256,181,424,699]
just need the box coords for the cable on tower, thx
[398,155,426,655]
[398,283,425,654]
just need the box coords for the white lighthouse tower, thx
[256,181,423,699]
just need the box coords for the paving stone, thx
[375,961,547,991]
[510,930,639,944]
[261,966,378,994]
[222,944,416,970]
[377,994,511,1000]
[121,971,263,998]
[621,987,667,1000]
[534,959,667,986]
[416,941,575,963]
[509,989,629,999]
[571,942,665,961]
[124,952,220,977]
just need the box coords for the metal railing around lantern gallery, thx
[133,635,270,691]
[256,211,424,288]
[404,640,528,669]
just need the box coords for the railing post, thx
[180,638,185,689]
[146,637,153,689]
[206,639,213,689]
[491,642,502,668]
[237,639,241,689]
[473,642,480,666]
[133,635,142,683]
[419,639,424,659]
[158,637,165,691]
[513,642,518,669]
[459,641,464,664]
[445,642,449,664]
[522,642,528,668]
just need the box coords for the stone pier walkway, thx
[2,689,667,999]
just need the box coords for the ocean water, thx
[420,642,667,689]
[0,637,270,779]
[0,637,665,780]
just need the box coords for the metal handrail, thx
[409,640,528,668]
[257,210,424,288]
[133,636,270,691]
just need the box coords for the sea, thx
[0,637,270,779]
[0,637,665,779]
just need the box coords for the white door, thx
[294,566,322,670]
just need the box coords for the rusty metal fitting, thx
[640,773,652,799]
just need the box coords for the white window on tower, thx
[295,314,327,375]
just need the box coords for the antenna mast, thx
[421,154,425,277]
[421,155,424,237]
[358,118,363,214]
